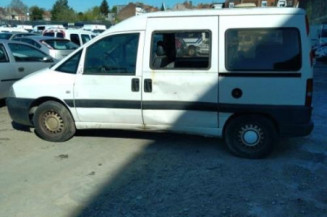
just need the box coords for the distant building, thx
[0,7,6,19]
[225,0,298,7]
[42,11,51,21]
[117,3,158,22]
[115,5,127,14]
[173,1,193,10]
[6,8,29,21]
[211,3,225,9]
[107,13,115,23]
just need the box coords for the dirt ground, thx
[0,63,326,217]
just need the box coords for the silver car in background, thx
[13,36,78,60]
[0,32,37,40]
[0,40,55,99]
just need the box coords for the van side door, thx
[73,32,144,126]
[142,16,219,131]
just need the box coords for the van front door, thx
[73,32,144,126]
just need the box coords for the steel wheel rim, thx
[42,111,64,134]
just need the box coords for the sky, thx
[0,0,224,12]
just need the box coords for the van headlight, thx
[8,87,16,98]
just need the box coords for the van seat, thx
[152,42,169,68]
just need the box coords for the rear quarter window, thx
[225,28,301,71]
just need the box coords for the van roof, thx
[108,8,306,32]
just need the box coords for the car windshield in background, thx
[8,43,49,62]
[41,40,78,50]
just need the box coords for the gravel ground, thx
[0,63,326,217]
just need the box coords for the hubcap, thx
[42,111,64,134]
[238,124,263,147]
[243,130,259,145]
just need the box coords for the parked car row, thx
[0,32,37,40]
[0,29,84,99]
[42,28,96,46]
[0,40,56,99]
[13,36,79,60]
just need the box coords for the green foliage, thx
[29,6,44,21]
[111,6,117,14]
[100,0,109,17]
[51,0,76,21]
[80,7,104,21]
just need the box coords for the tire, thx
[224,115,277,159]
[33,101,76,142]
[188,46,196,56]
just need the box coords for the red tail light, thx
[310,49,314,67]
[305,79,313,107]
[305,15,310,36]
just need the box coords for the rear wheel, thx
[33,101,76,142]
[224,115,277,159]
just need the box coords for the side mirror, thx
[42,56,54,62]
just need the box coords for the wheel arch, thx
[28,97,75,124]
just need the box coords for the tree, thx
[9,0,28,13]
[81,6,104,21]
[29,6,44,21]
[111,6,117,14]
[100,0,109,17]
[51,0,76,21]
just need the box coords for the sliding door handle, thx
[144,79,152,93]
[131,78,139,92]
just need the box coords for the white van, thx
[6,8,313,158]
[43,29,96,46]
[82,24,107,34]
[33,25,64,33]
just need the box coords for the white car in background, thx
[42,28,96,46]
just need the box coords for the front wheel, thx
[33,101,76,142]
[224,115,277,159]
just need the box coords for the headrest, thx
[156,45,166,56]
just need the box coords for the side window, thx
[8,43,48,62]
[84,33,139,75]
[0,45,9,62]
[81,34,91,44]
[70,34,81,46]
[151,30,211,70]
[225,28,301,71]
[56,51,82,74]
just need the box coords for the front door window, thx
[84,33,139,75]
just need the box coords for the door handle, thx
[18,67,24,72]
[144,79,152,93]
[131,78,139,92]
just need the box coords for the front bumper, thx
[6,97,34,127]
